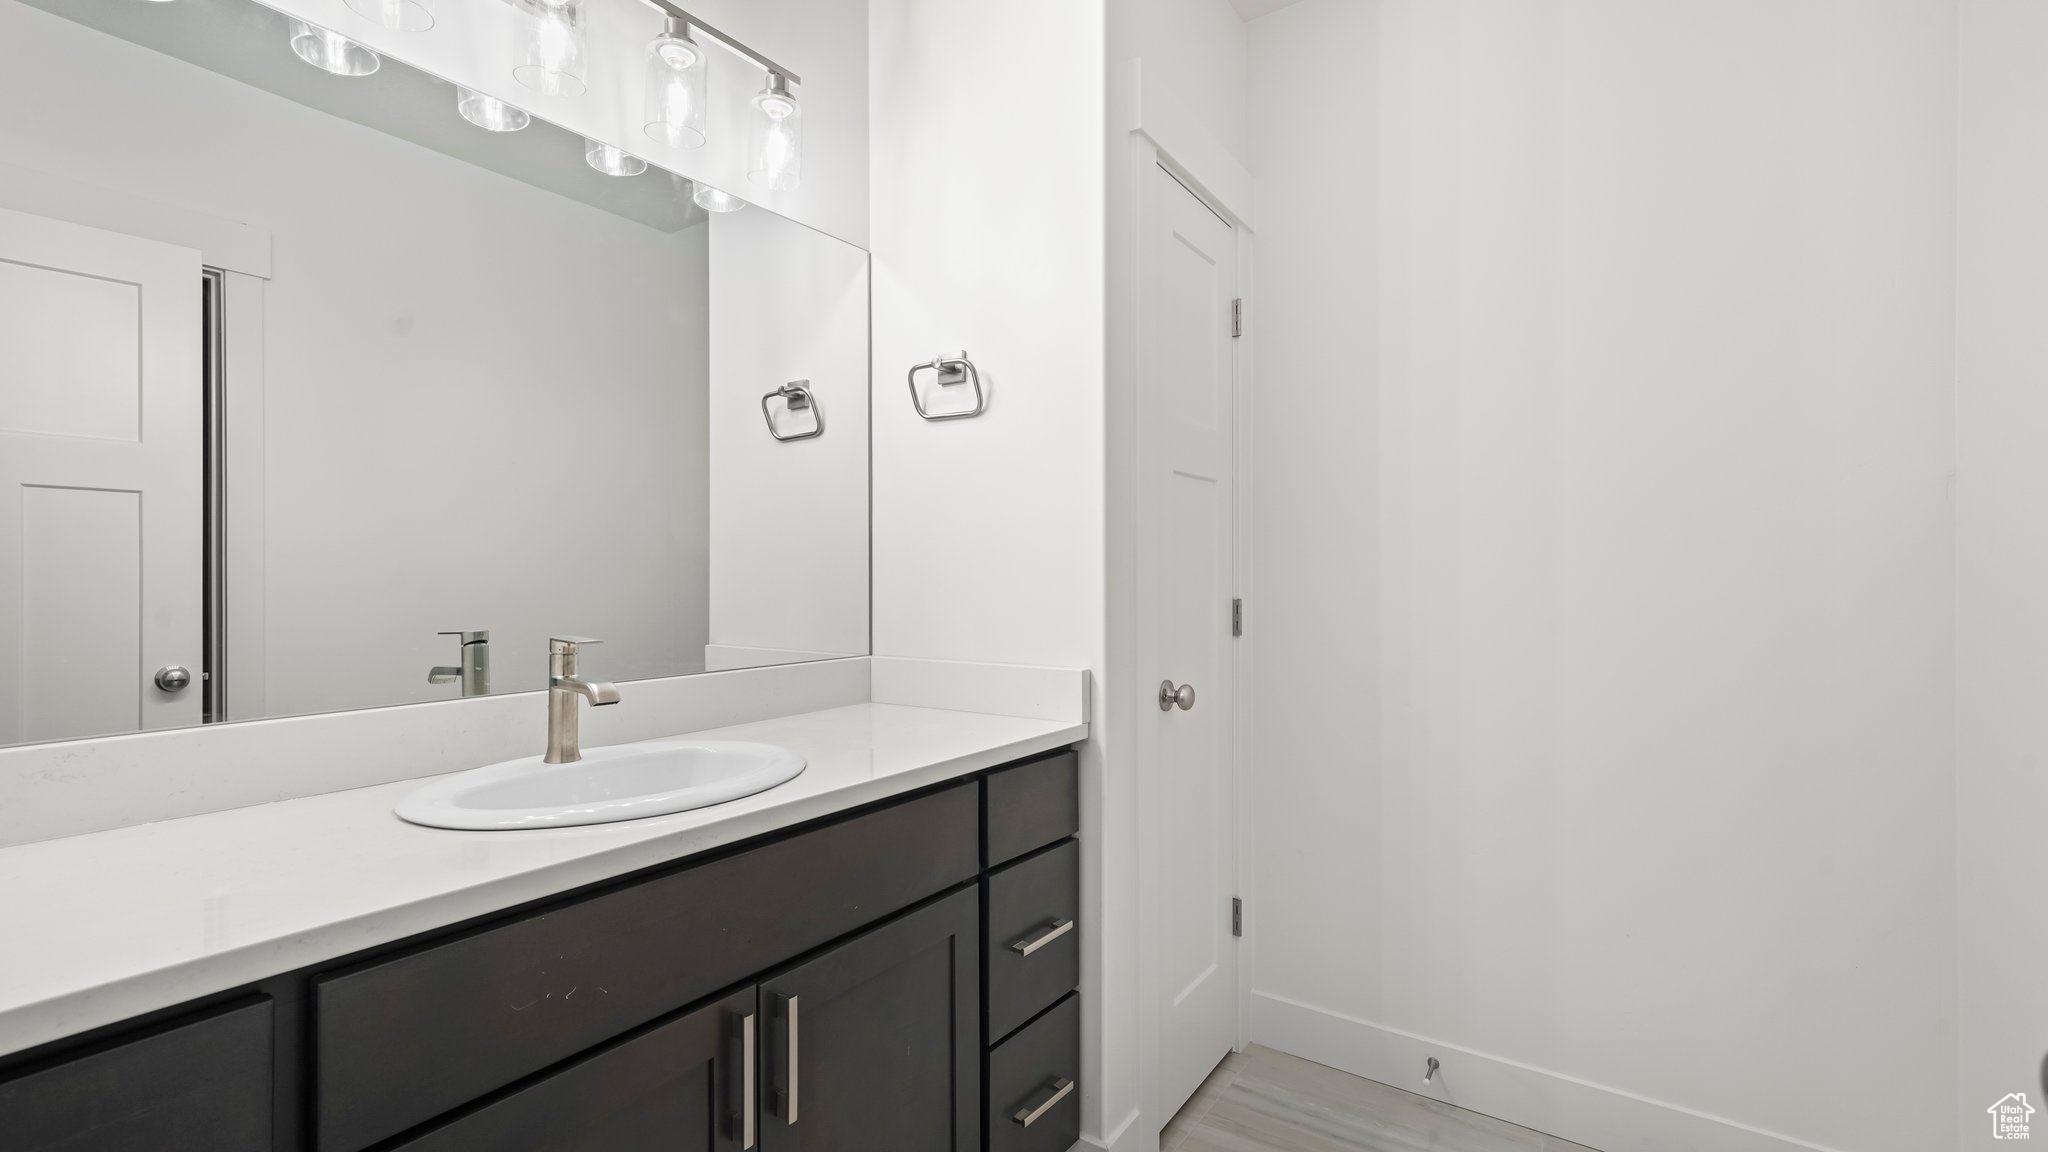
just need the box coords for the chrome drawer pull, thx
[782,993,800,1125]
[1010,918,1075,957]
[741,1011,757,1149]
[1013,1077,1075,1128]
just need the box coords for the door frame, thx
[1119,57,1259,1138]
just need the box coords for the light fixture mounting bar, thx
[640,0,801,85]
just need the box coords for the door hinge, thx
[1231,598,1243,637]
[1231,298,1243,338]
[1232,897,1243,937]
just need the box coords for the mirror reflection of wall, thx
[707,204,869,672]
[0,0,868,748]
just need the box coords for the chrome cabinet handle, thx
[779,993,800,1125]
[1010,918,1075,957]
[1012,1077,1075,1128]
[1158,680,1196,711]
[154,665,193,693]
[740,1011,757,1149]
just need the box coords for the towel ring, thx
[762,380,823,441]
[906,351,987,420]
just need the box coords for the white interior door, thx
[1138,162,1239,1118]
[0,206,203,744]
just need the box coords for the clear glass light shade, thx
[457,87,530,132]
[642,27,707,149]
[513,0,587,98]
[692,182,744,213]
[585,139,647,177]
[288,20,380,76]
[747,80,801,191]
[343,0,432,31]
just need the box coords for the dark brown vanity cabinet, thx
[0,747,1080,1152]
[312,784,980,1152]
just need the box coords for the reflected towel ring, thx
[762,380,823,441]
[906,351,987,420]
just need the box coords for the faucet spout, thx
[554,676,620,706]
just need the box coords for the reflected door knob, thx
[1159,680,1196,712]
[154,665,193,693]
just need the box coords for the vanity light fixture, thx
[747,72,801,191]
[513,0,587,97]
[633,2,801,174]
[586,138,648,177]
[642,15,707,149]
[457,86,530,132]
[691,181,744,213]
[288,19,380,76]
[344,0,433,32]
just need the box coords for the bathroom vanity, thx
[0,738,1081,1152]
[0,0,1100,1145]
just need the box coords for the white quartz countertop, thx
[0,702,1085,1059]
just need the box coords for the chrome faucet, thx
[545,636,620,764]
[428,630,491,697]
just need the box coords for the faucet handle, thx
[439,630,490,644]
[549,636,603,653]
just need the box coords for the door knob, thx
[154,665,193,693]
[1159,680,1196,712]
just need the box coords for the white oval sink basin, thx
[395,740,806,830]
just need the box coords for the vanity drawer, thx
[987,993,1080,1152]
[0,998,272,1152]
[314,782,977,1152]
[985,840,1080,1041]
[984,751,1078,868]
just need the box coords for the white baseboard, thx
[1080,1106,1145,1152]
[1249,991,1846,1152]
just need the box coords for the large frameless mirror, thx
[0,0,869,748]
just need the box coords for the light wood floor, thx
[1161,1046,1600,1152]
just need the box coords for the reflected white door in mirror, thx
[0,207,203,745]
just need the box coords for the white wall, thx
[867,0,1106,674]
[707,206,870,668]
[1956,1,2048,1143]
[1247,4,1957,1152]
[0,1,712,716]
[255,0,869,245]
[868,0,1110,1138]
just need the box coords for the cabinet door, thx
[391,987,756,1152]
[758,888,979,1152]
